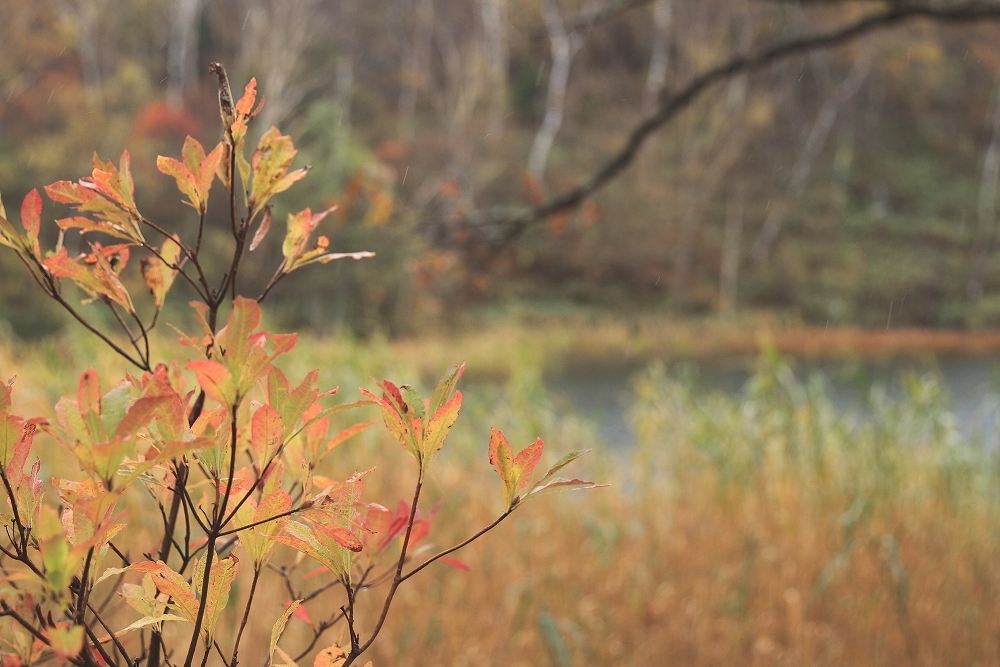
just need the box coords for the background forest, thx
[6,0,1000,339]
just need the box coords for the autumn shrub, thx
[0,64,602,667]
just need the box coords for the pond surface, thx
[548,357,1000,449]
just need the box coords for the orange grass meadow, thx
[2,330,999,666]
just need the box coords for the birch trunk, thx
[479,0,509,138]
[968,80,1000,300]
[398,0,434,142]
[641,0,671,116]
[720,184,745,311]
[527,0,582,181]
[166,0,202,109]
[750,49,873,269]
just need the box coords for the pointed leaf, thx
[524,477,608,501]
[421,390,461,465]
[250,206,273,251]
[251,404,283,462]
[20,189,42,256]
[321,421,375,458]
[141,235,183,310]
[187,360,237,406]
[42,247,135,312]
[203,553,240,639]
[359,388,420,459]
[314,523,363,553]
[430,363,465,415]
[527,450,592,494]
[513,437,544,490]
[270,601,301,661]
[488,429,517,509]
[156,156,200,210]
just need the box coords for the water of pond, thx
[547,357,1000,449]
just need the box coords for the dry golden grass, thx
[2,328,999,666]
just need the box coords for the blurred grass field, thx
[2,326,999,666]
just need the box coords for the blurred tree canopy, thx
[6,0,1000,338]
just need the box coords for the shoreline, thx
[391,323,1000,380]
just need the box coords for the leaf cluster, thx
[0,63,602,667]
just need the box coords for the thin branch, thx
[400,508,513,584]
[292,609,347,663]
[48,284,149,370]
[138,216,213,300]
[217,505,305,536]
[454,2,1000,246]
[343,472,424,666]
[106,301,146,366]
[565,0,653,33]
[181,403,239,667]
[83,622,119,667]
[87,601,134,667]
[228,565,261,667]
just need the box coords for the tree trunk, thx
[968,79,1000,300]
[720,184,745,311]
[641,0,671,116]
[166,0,202,109]
[398,0,434,142]
[333,0,357,183]
[527,0,581,181]
[750,48,873,269]
[479,0,509,139]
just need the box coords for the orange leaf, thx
[281,206,336,272]
[78,369,101,416]
[235,78,258,119]
[186,360,237,406]
[251,404,283,462]
[513,437,544,490]
[321,421,375,458]
[43,247,135,312]
[19,189,42,256]
[200,142,226,203]
[313,644,346,667]
[141,235,182,310]
[358,388,420,459]
[421,390,461,466]
[488,429,517,509]
[156,155,200,211]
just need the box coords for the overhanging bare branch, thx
[454,2,1000,247]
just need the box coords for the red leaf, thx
[290,600,313,624]
[513,437,544,489]
[439,556,470,571]
[20,189,42,254]
[314,523,363,552]
[380,380,408,415]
